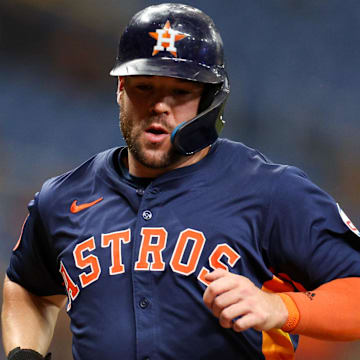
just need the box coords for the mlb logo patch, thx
[337,204,360,237]
[149,20,187,57]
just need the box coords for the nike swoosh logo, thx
[70,197,103,213]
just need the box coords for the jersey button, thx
[142,210,152,220]
[139,297,149,309]
[136,188,145,196]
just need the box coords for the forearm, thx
[279,277,360,341]
[1,275,66,356]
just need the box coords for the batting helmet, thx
[110,3,230,155]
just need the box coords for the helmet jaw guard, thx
[110,3,230,155]
[171,78,229,155]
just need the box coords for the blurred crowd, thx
[0,1,359,359]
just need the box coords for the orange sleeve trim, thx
[278,293,300,332]
[284,277,360,341]
[13,215,29,251]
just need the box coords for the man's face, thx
[117,76,204,172]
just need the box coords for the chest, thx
[52,181,269,304]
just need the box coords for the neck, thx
[126,147,210,178]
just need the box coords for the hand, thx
[203,269,288,332]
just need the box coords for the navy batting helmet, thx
[110,3,230,155]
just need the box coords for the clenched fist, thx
[203,269,288,332]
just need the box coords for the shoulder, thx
[214,138,289,181]
[272,164,327,203]
[215,138,269,161]
[213,138,330,208]
[265,164,349,239]
[37,148,120,213]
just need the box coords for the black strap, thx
[7,347,52,360]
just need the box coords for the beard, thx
[119,104,183,170]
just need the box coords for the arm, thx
[203,269,360,340]
[1,275,67,357]
[283,276,360,341]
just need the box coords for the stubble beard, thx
[119,107,183,170]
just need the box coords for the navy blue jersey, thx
[7,139,360,360]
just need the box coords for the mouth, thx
[146,124,169,134]
[144,124,170,143]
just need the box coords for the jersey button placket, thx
[142,210,152,220]
[136,188,145,196]
[134,187,158,360]
[139,297,150,309]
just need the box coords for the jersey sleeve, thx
[263,165,360,290]
[6,191,66,296]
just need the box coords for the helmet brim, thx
[110,57,226,84]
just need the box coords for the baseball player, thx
[2,3,360,360]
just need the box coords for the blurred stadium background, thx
[0,0,359,359]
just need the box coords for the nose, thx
[150,93,173,115]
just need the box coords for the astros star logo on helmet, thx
[149,20,187,57]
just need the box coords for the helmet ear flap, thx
[198,84,222,114]
[171,78,229,155]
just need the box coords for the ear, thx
[117,77,125,104]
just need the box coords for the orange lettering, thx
[59,261,80,311]
[73,237,101,287]
[198,244,241,286]
[135,228,167,271]
[102,230,131,275]
[170,229,206,275]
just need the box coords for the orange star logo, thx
[149,20,187,57]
